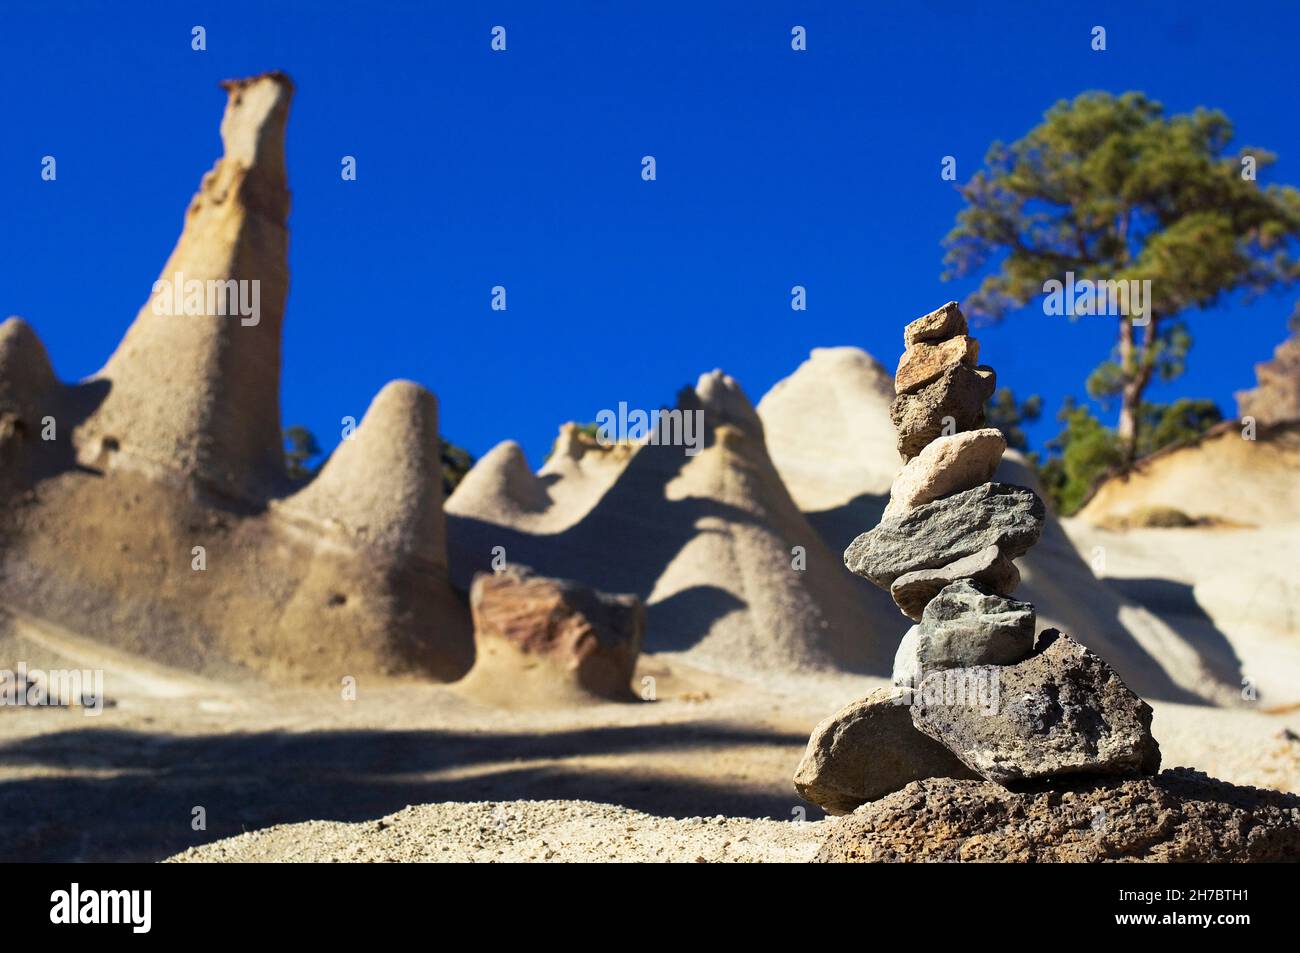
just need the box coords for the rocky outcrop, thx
[448,368,900,678]
[0,318,58,477]
[458,567,643,704]
[1236,324,1300,427]
[814,769,1300,862]
[0,317,56,427]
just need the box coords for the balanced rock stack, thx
[794,302,1161,815]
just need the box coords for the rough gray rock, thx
[889,543,1020,621]
[814,769,1300,862]
[844,482,1044,589]
[890,362,996,460]
[911,630,1161,784]
[792,687,978,815]
[891,579,1035,686]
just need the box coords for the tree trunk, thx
[1115,314,1156,468]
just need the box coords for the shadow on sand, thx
[0,721,816,861]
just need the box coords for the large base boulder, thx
[912,630,1160,783]
[793,687,978,814]
[814,769,1300,862]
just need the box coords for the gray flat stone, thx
[844,482,1044,590]
[890,543,1020,621]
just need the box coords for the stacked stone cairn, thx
[794,302,1161,815]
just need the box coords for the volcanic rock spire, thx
[76,72,294,500]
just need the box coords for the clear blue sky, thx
[4,1,1297,466]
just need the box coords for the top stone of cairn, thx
[903,301,967,347]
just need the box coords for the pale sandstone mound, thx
[1236,323,1300,426]
[447,369,900,677]
[814,769,1300,862]
[74,73,294,500]
[1078,422,1300,528]
[0,318,58,476]
[756,347,899,510]
[0,317,56,425]
[457,567,643,705]
[446,440,553,532]
[280,381,446,562]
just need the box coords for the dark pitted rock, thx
[890,543,1020,621]
[793,687,978,815]
[844,482,1043,590]
[892,579,1035,686]
[891,363,996,460]
[912,630,1160,783]
[813,768,1300,862]
[903,301,967,346]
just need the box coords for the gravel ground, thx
[167,799,826,863]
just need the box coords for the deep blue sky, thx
[4,1,1297,466]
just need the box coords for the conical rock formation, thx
[447,369,897,677]
[280,381,446,563]
[0,317,57,425]
[0,74,471,683]
[757,346,900,509]
[75,72,293,500]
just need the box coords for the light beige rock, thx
[73,72,294,500]
[793,686,979,814]
[883,427,1006,519]
[895,335,979,395]
[903,301,967,346]
[279,380,446,564]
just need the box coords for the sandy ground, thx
[167,800,825,862]
[4,606,1299,862]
